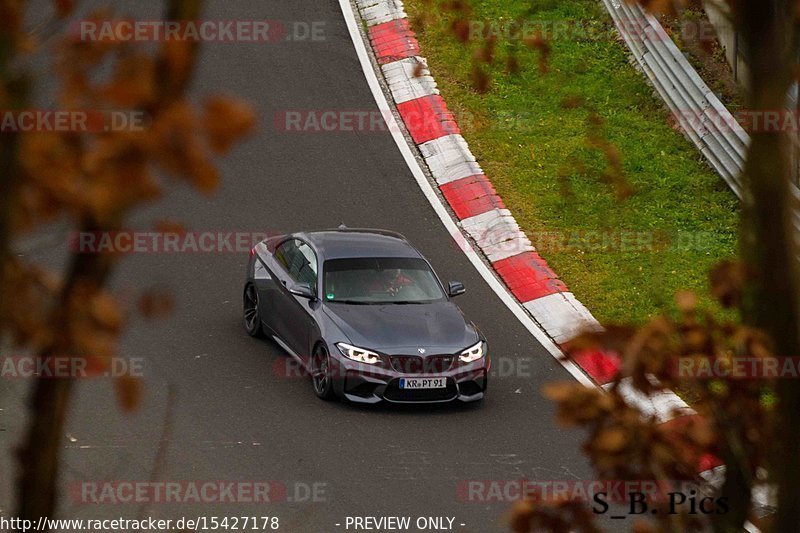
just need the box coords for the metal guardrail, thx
[600,0,749,199]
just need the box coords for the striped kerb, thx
[493,252,568,302]
[439,174,506,220]
[368,19,420,64]
[396,95,461,144]
[570,349,621,385]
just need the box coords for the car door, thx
[252,247,279,335]
[284,240,320,361]
[268,239,319,363]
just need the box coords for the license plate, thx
[399,377,446,389]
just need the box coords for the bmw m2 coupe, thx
[243,228,489,403]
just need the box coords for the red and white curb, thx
[344,0,721,477]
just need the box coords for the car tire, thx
[243,284,264,338]
[311,343,336,401]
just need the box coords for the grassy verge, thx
[405,0,739,325]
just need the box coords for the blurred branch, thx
[0,0,29,339]
[136,384,176,521]
[16,0,207,528]
[154,0,202,108]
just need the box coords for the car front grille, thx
[383,378,458,402]
[389,355,454,374]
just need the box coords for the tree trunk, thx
[0,19,29,335]
[735,1,800,531]
[17,231,113,525]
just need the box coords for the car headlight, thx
[336,343,381,364]
[459,341,485,363]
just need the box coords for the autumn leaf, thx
[594,427,629,453]
[565,325,637,353]
[82,354,110,377]
[102,53,157,108]
[89,291,124,331]
[675,290,698,313]
[203,96,257,154]
[53,0,74,17]
[0,0,24,33]
[473,36,495,64]
[507,500,534,533]
[633,0,679,16]
[138,288,175,319]
[506,54,520,75]
[523,33,550,74]
[154,219,186,235]
[710,260,747,309]
[185,143,220,194]
[450,19,471,43]
[116,375,142,412]
[160,40,195,92]
[470,63,490,93]
[542,382,576,403]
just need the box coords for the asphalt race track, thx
[0,1,617,531]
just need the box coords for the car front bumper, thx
[329,350,490,404]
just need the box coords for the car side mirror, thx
[289,282,315,300]
[448,281,466,297]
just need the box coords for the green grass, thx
[406,0,739,325]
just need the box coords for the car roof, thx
[297,229,423,261]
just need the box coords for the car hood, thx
[322,301,479,354]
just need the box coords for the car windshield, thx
[323,257,446,304]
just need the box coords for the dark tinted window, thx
[323,257,445,304]
[275,240,317,285]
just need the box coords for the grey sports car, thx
[243,228,489,403]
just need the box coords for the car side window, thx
[275,239,317,286]
[274,240,297,273]
[293,242,318,285]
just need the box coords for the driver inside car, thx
[367,268,414,296]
